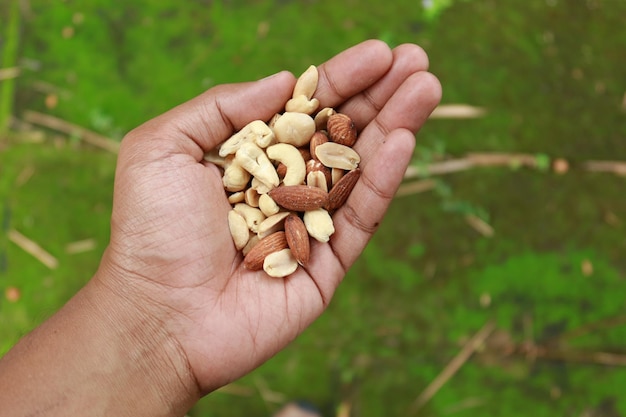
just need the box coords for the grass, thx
[0,0,21,135]
[2,1,626,416]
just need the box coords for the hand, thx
[101,40,441,393]
[0,39,441,416]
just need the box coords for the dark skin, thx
[0,40,441,416]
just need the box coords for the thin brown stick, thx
[395,179,437,197]
[8,229,59,269]
[429,104,487,119]
[0,67,20,81]
[465,214,495,237]
[22,110,120,154]
[584,160,626,176]
[404,159,475,179]
[409,321,495,415]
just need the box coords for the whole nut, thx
[272,112,316,147]
[327,113,357,147]
[268,185,329,212]
[314,142,361,170]
[233,203,266,233]
[284,213,310,266]
[309,131,329,161]
[243,231,288,270]
[266,143,306,186]
[235,142,280,190]
[219,120,275,157]
[263,248,298,278]
[327,168,361,211]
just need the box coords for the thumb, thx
[124,71,297,158]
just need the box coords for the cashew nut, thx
[222,157,251,192]
[303,208,335,243]
[235,142,280,190]
[266,143,306,186]
[219,120,275,157]
[263,248,298,278]
[203,148,227,167]
[259,193,280,217]
[233,203,266,233]
[272,112,315,147]
[228,209,250,250]
[314,142,360,170]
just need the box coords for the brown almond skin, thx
[306,159,332,187]
[327,113,357,147]
[327,168,361,211]
[243,231,288,270]
[268,185,329,212]
[285,214,310,266]
[309,131,329,161]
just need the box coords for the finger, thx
[338,43,431,131]
[124,71,297,159]
[330,128,417,271]
[328,71,441,270]
[314,39,394,109]
[355,71,442,170]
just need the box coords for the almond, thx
[327,113,357,147]
[243,231,288,270]
[285,214,310,266]
[306,159,332,187]
[268,185,329,212]
[327,168,361,211]
[309,131,329,161]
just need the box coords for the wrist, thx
[87,261,201,414]
[0,257,200,417]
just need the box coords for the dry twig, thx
[429,104,487,119]
[22,110,120,153]
[8,228,58,269]
[0,67,20,81]
[409,321,495,415]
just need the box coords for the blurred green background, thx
[1,0,625,416]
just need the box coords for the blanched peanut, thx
[303,208,335,243]
[259,193,280,217]
[314,142,360,170]
[263,248,298,278]
[228,210,250,250]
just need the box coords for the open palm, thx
[98,40,441,393]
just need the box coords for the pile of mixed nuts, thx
[204,65,361,278]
